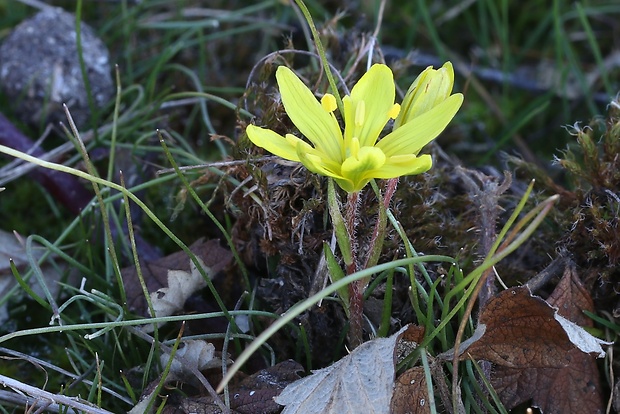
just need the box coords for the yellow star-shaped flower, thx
[246,63,463,193]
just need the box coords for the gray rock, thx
[0,7,113,128]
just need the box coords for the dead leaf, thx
[122,239,232,316]
[453,285,609,368]
[131,339,226,414]
[274,326,407,414]
[149,257,210,318]
[390,367,430,414]
[492,348,602,413]
[546,263,594,325]
[554,313,608,357]
[487,265,606,413]
[456,286,575,367]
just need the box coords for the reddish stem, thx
[345,191,363,348]
[363,178,399,269]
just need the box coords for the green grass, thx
[0,0,618,412]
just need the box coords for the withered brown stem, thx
[456,167,512,308]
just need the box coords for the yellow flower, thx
[246,63,463,193]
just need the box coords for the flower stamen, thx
[321,94,337,113]
[350,137,360,159]
[355,101,365,127]
[388,103,400,120]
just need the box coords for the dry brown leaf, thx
[454,285,608,367]
[274,326,407,414]
[492,348,602,413]
[122,239,232,316]
[491,264,605,414]
[390,367,431,414]
[458,286,574,367]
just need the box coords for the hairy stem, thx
[345,191,363,348]
[364,178,398,270]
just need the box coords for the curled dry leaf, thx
[131,340,223,414]
[554,313,609,357]
[122,239,232,316]
[274,326,407,414]
[150,257,210,318]
[161,340,222,381]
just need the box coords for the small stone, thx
[0,7,113,128]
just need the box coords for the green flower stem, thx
[328,179,352,265]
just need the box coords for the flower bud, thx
[393,61,456,129]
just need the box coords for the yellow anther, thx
[321,94,337,113]
[388,103,401,119]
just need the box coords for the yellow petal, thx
[276,66,343,159]
[246,125,301,162]
[377,93,463,157]
[343,64,396,148]
[292,138,338,173]
[371,154,432,178]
